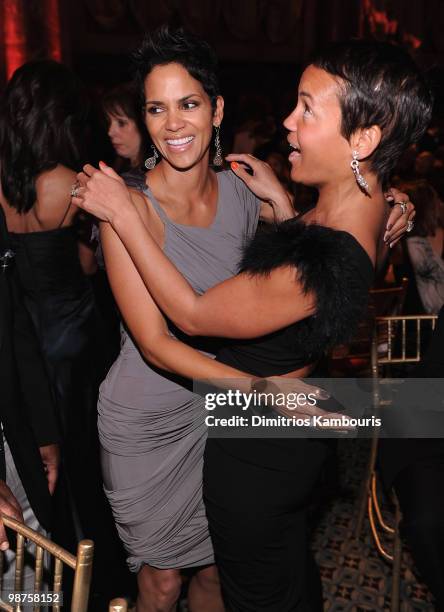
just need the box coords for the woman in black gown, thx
[0,60,131,603]
[0,61,97,514]
[76,41,430,610]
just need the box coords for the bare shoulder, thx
[34,165,77,227]
[129,189,164,243]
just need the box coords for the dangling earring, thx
[145,145,159,170]
[350,150,370,194]
[213,125,223,166]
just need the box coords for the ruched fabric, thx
[99,170,261,571]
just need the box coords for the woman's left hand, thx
[383,187,416,247]
[73,162,135,225]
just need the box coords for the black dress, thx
[9,227,96,446]
[9,226,134,603]
[9,227,99,531]
[204,220,374,612]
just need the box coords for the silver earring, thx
[213,125,223,166]
[145,145,159,170]
[350,150,370,194]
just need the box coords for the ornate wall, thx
[1,0,443,86]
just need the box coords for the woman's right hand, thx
[226,153,290,206]
[73,162,136,225]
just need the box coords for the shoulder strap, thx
[57,199,72,229]
[141,185,169,223]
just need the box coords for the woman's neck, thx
[305,176,388,268]
[147,157,214,206]
[314,175,384,225]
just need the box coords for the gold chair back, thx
[330,278,409,374]
[374,314,437,366]
[0,514,93,612]
[356,314,438,612]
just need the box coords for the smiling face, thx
[107,110,142,165]
[284,65,353,189]
[143,62,223,171]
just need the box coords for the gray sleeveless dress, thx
[98,171,260,572]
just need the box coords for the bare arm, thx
[113,207,315,338]
[76,164,315,338]
[100,216,253,385]
[100,216,333,414]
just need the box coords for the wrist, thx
[111,201,139,230]
[267,192,294,220]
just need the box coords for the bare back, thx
[1,165,76,233]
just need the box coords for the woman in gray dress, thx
[87,28,295,612]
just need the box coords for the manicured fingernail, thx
[386,223,392,230]
[99,160,107,166]
[230,162,239,171]
[389,242,394,249]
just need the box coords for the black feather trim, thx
[240,219,374,359]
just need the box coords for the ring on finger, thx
[70,182,80,198]
[395,201,408,215]
[407,219,414,232]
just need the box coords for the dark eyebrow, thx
[299,91,314,101]
[144,93,202,105]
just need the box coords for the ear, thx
[350,125,382,160]
[213,96,224,128]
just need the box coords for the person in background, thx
[0,59,131,605]
[400,179,444,314]
[0,205,60,595]
[103,83,150,188]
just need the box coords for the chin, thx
[165,150,209,172]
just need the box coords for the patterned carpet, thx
[313,439,436,612]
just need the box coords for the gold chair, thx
[109,598,128,611]
[368,277,409,319]
[354,314,437,612]
[330,278,409,374]
[0,514,93,612]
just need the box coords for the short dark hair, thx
[133,26,220,109]
[312,41,433,185]
[0,60,89,213]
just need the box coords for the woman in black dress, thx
[76,40,430,611]
[0,60,131,603]
[0,62,97,507]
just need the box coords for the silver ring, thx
[395,201,408,215]
[406,220,414,233]
[70,183,80,198]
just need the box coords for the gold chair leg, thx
[354,435,379,539]
[71,540,94,612]
[391,502,402,612]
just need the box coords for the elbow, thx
[140,345,165,369]
[176,320,200,337]
[170,311,201,336]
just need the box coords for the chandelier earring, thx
[350,150,370,194]
[213,125,223,166]
[145,145,159,170]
